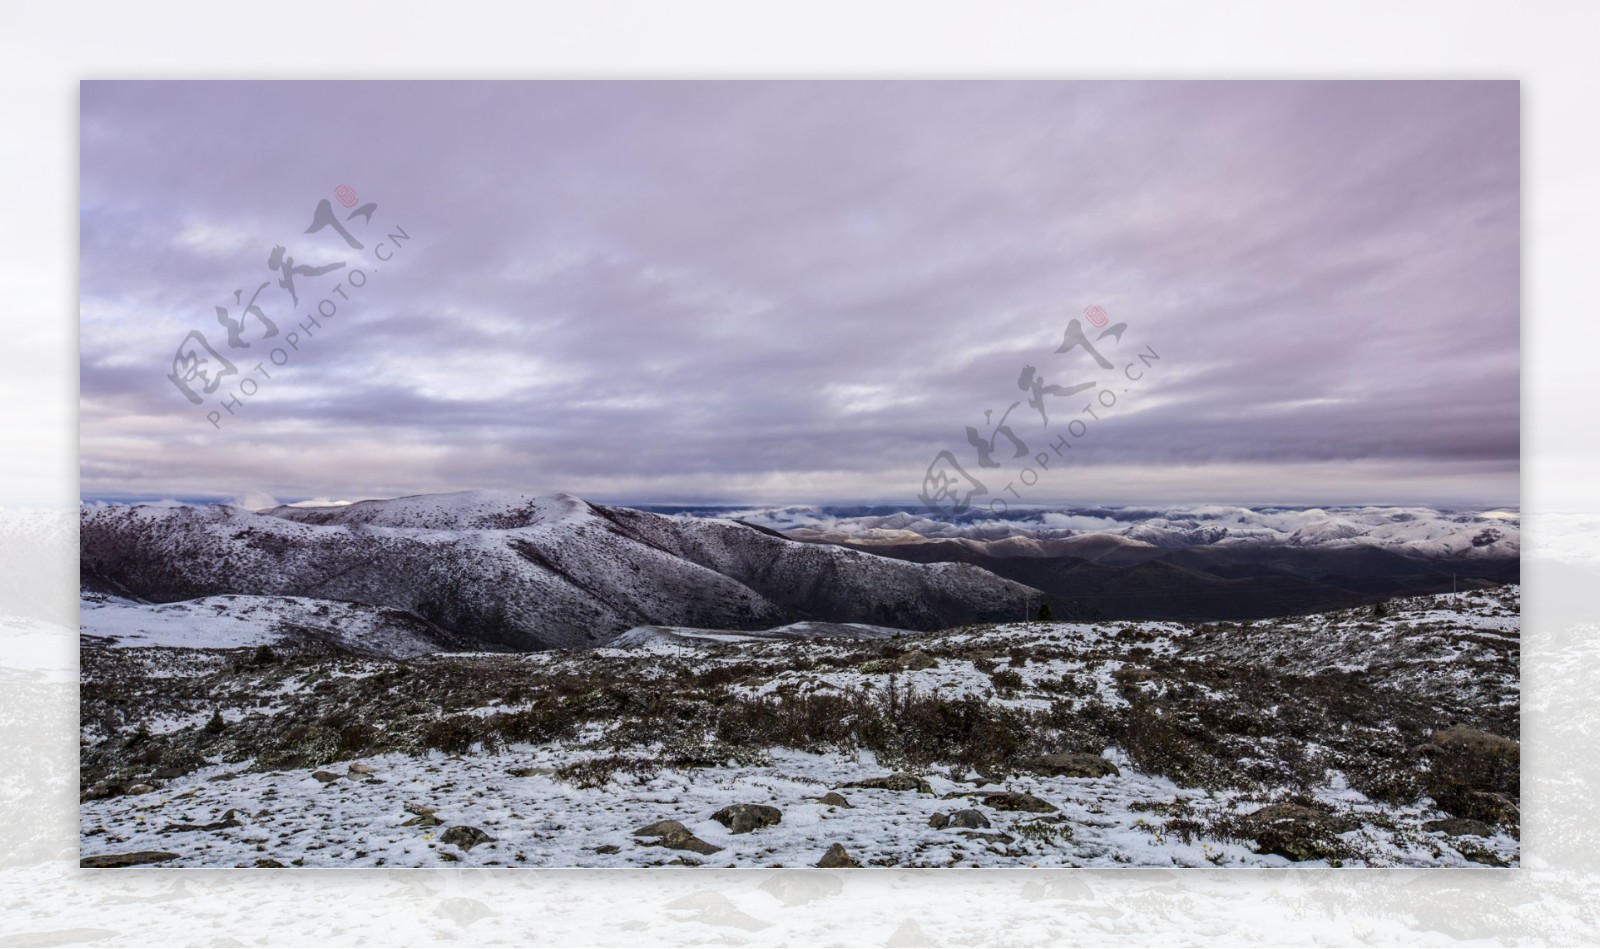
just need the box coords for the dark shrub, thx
[421,715,492,755]
[554,754,659,789]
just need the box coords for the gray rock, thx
[846,773,933,794]
[981,791,1057,813]
[403,802,442,827]
[1424,817,1495,837]
[928,812,950,829]
[948,808,991,829]
[712,803,782,834]
[635,819,723,855]
[439,825,494,852]
[81,850,179,868]
[816,843,861,868]
[1240,804,1355,861]
[1462,791,1520,832]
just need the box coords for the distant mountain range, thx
[727,503,1521,620]
[79,491,1073,652]
[78,493,1520,654]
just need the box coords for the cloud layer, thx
[80,81,1519,506]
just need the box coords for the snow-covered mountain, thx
[710,503,1520,621]
[79,491,1065,652]
[734,504,1520,559]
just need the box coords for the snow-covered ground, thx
[78,743,1510,869]
[79,587,1520,869]
[80,592,461,657]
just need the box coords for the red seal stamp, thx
[1084,304,1109,327]
[334,184,359,208]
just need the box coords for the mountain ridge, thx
[80,492,1077,651]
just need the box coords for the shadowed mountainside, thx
[79,492,1082,651]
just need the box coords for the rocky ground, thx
[78,587,1520,868]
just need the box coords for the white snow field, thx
[79,587,1520,869]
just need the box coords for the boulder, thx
[439,825,494,852]
[711,803,782,835]
[402,802,442,827]
[1423,817,1495,838]
[948,808,991,829]
[1240,803,1355,861]
[981,791,1057,813]
[635,819,723,855]
[81,850,180,868]
[845,773,933,794]
[816,843,861,868]
[1463,791,1520,832]
[1419,727,1520,825]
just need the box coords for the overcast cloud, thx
[79,81,1519,507]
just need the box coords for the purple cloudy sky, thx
[80,81,1518,508]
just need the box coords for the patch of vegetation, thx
[78,588,1519,836]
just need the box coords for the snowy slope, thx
[79,592,469,658]
[608,621,905,649]
[80,493,1062,651]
